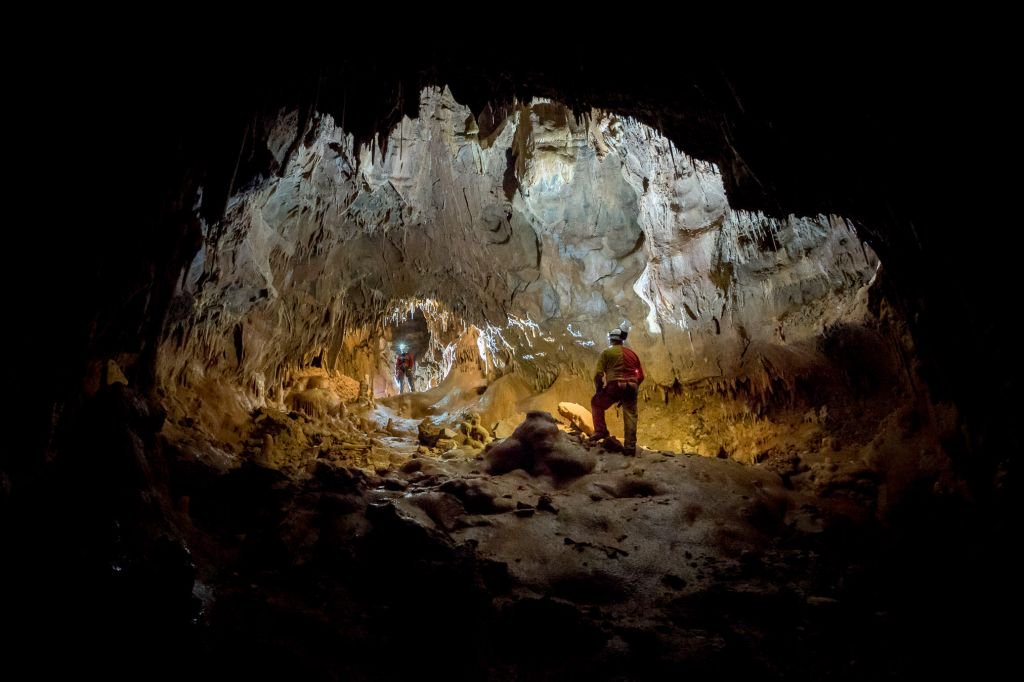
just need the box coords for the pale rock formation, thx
[558,401,596,435]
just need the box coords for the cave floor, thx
[159,392,1005,681]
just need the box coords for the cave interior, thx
[6,44,1019,680]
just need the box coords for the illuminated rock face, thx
[159,87,877,408]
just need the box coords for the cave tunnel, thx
[6,42,1020,681]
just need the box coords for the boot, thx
[601,436,623,453]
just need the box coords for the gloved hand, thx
[594,376,605,393]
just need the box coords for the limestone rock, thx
[485,411,595,482]
[558,402,595,435]
[418,420,442,447]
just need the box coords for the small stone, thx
[537,494,558,514]
[807,596,840,608]
[400,459,423,474]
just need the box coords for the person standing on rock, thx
[590,323,644,456]
[395,344,416,394]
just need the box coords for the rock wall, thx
[157,87,879,428]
